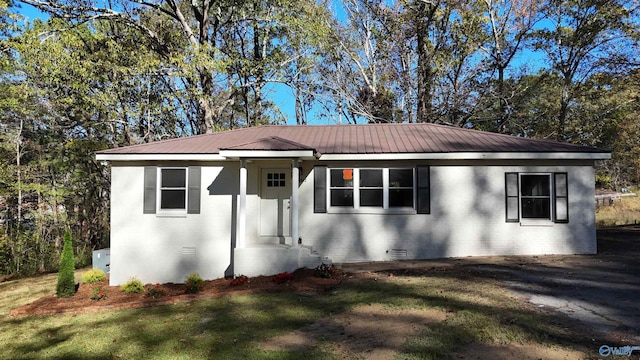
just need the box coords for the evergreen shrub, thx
[56,231,76,298]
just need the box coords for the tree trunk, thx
[557,79,571,141]
[252,10,265,126]
[415,2,436,123]
[198,70,215,134]
[16,118,23,224]
[497,66,508,133]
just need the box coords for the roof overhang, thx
[96,151,610,162]
[318,152,611,161]
[95,154,227,161]
[96,150,319,162]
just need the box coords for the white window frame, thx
[519,173,553,225]
[327,167,416,214]
[157,167,189,216]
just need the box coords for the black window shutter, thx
[505,172,519,222]
[314,166,327,213]
[554,172,568,223]
[188,166,201,214]
[416,166,430,214]
[143,167,157,214]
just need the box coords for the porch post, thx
[238,160,247,249]
[291,160,300,247]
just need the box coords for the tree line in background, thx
[0,0,639,276]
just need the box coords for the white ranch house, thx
[96,124,610,286]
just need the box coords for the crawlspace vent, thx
[389,249,408,260]
[182,247,197,256]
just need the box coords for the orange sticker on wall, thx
[343,169,353,180]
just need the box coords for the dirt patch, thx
[9,268,343,317]
[452,342,585,360]
[260,303,587,359]
[261,304,448,359]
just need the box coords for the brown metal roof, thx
[221,136,314,151]
[97,123,607,155]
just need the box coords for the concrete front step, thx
[234,245,332,277]
[299,254,322,269]
[298,245,330,269]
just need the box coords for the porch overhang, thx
[220,136,318,160]
[234,156,303,264]
[219,149,316,160]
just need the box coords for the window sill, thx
[519,219,553,227]
[156,211,188,218]
[328,207,416,215]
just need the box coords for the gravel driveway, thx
[341,226,640,343]
[471,226,640,342]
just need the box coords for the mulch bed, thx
[10,268,344,318]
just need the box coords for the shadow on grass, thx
[1,269,601,359]
[2,270,589,359]
[4,227,638,358]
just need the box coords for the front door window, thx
[267,172,286,187]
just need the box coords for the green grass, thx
[0,268,88,317]
[0,269,588,359]
[596,195,640,227]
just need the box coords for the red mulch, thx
[10,268,344,318]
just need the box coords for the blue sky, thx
[14,2,48,23]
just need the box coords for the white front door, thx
[260,169,291,239]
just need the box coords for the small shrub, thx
[120,278,144,294]
[185,272,204,293]
[145,283,166,298]
[90,286,108,301]
[273,272,293,284]
[314,263,338,278]
[229,275,248,286]
[82,268,107,284]
[56,231,76,298]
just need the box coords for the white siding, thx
[109,163,242,285]
[299,162,596,263]
[109,159,597,285]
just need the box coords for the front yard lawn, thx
[0,267,594,359]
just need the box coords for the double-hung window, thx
[329,168,415,211]
[143,166,201,215]
[330,169,354,207]
[505,172,568,223]
[520,174,551,219]
[389,169,414,207]
[359,169,383,207]
[159,168,187,211]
